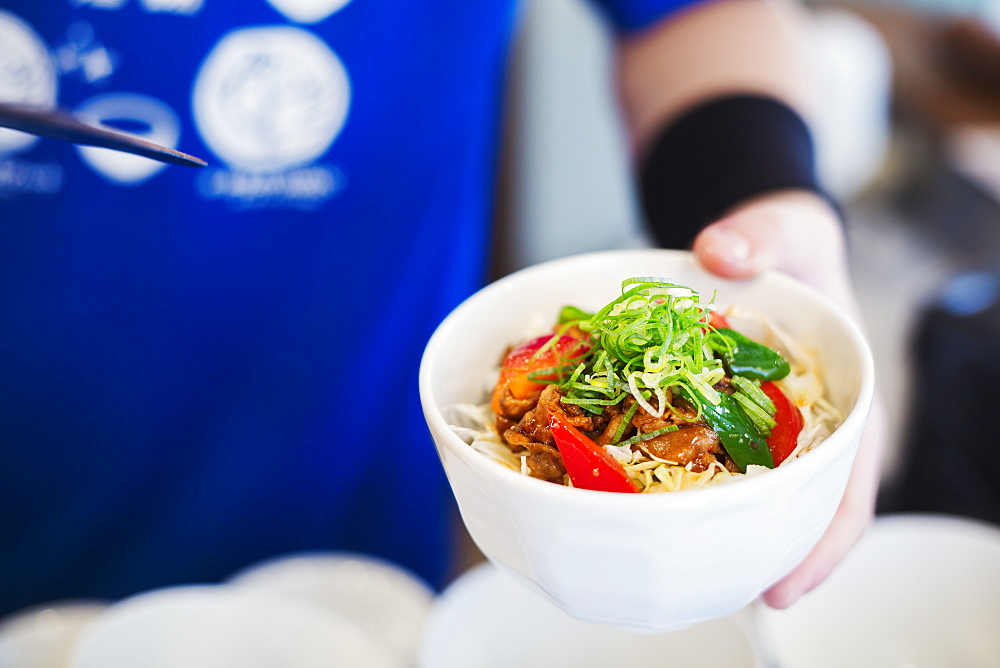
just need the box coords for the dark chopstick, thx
[0,102,207,168]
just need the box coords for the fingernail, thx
[762,586,794,610]
[706,228,751,265]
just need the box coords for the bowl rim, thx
[419,249,875,508]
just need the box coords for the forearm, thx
[617,0,816,156]
[614,1,882,610]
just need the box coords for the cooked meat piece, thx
[514,385,594,444]
[589,412,610,433]
[631,394,700,435]
[640,425,720,472]
[559,396,588,418]
[633,408,679,434]
[722,452,741,474]
[586,400,617,433]
[493,384,538,420]
[499,386,599,487]
[669,395,701,422]
[632,410,673,435]
[502,426,535,452]
[524,441,566,483]
[495,415,517,435]
[596,400,633,445]
[596,412,630,445]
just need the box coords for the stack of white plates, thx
[1,515,997,667]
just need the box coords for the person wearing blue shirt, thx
[0,0,883,615]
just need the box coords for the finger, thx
[692,207,782,280]
[761,493,868,608]
[692,191,847,294]
[762,397,885,608]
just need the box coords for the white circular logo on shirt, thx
[265,0,353,25]
[0,10,58,155]
[192,26,351,173]
[74,93,180,185]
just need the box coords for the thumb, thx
[692,191,849,301]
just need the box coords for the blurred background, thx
[492,0,1000,528]
[2,0,999,665]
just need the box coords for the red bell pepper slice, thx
[761,381,803,465]
[548,413,638,493]
[707,311,730,330]
[491,334,589,413]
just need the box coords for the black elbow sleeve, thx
[639,95,834,249]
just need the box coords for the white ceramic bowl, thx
[419,249,874,631]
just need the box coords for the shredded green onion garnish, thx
[732,391,777,435]
[609,401,640,444]
[731,376,776,416]
[616,425,680,448]
[557,278,725,418]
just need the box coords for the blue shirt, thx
[0,0,697,614]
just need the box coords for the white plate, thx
[757,514,1000,667]
[228,551,435,665]
[0,600,107,668]
[70,585,397,668]
[420,562,763,667]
